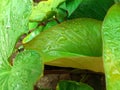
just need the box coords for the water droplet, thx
[56,36,67,43]
[6,14,11,29]
[16,72,19,76]
[6,25,11,29]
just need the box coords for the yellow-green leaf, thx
[102,3,120,90]
[24,18,103,72]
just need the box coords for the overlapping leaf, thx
[0,0,32,61]
[24,18,103,72]
[102,3,120,90]
[0,0,43,90]
[69,0,114,20]
[8,50,43,90]
[30,0,65,22]
[59,0,82,16]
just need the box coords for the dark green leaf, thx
[57,80,93,90]
[59,0,82,16]
[102,3,120,90]
[43,20,58,31]
[69,0,114,20]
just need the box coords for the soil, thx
[34,65,106,90]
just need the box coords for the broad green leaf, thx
[0,0,43,90]
[69,0,114,20]
[8,50,43,90]
[0,0,32,61]
[0,1,32,89]
[102,3,120,90]
[24,18,103,72]
[57,80,93,90]
[30,0,65,22]
[0,3,12,89]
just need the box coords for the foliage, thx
[1,0,120,90]
[102,3,120,90]
[0,0,43,90]
[29,0,65,22]
[24,18,103,72]
[69,0,114,20]
[59,0,82,16]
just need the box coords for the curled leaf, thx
[24,18,103,72]
[102,3,120,90]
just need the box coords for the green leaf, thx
[29,22,38,30]
[69,0,114,20]
[0,50,43,90]
[0,0,43,90]
[0,65,11,90]
[57,80,93,90]
[24,18,103,72]
[59,0,82,16]
[43,19,58,31]
[8,50,43,90]
[102,3,120,90]
[23,20,58,44]
[30,0,65,22]
[23,26,44,43]
[0,0,32,60]
[0,2,32,89]
[114,0,120,3]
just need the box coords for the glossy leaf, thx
[30,0,65,22]
[57,80,93,90]
[69,0,114,20]
[102,3,120,90]
[24,18,103,72]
